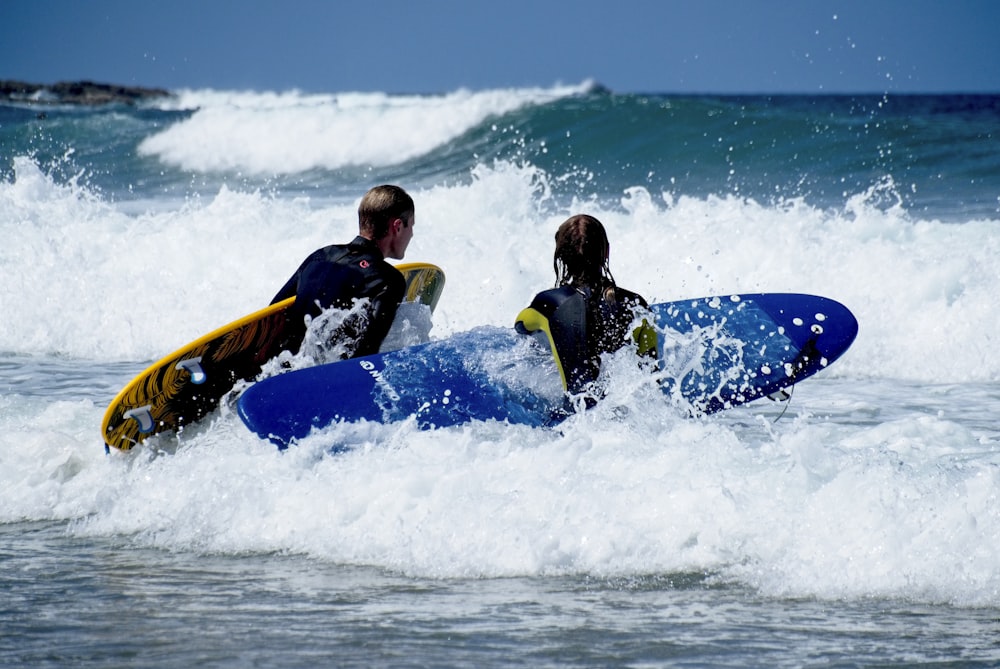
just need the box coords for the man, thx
[271,184,415,359]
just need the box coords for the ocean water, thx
[2,82,999,667]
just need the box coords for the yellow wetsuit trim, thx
[515,306,569,391]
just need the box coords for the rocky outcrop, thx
[0,80,172,106]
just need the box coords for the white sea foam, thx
[139,85,590,174]
[2,90,999,607]
[2,155,997,382]
[1,374,997,607]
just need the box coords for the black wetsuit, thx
[271,236,405,359]
[520,280,649,394]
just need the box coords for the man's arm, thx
[353,272,406,357]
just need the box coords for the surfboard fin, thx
[767,388,792,402]
[768,384,795,422]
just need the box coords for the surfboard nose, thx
[751,293,859,366]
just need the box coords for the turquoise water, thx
[3,89,999,218]
[2,84,999,666]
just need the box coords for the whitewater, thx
[1,83,999,667]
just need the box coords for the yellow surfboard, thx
[101,262,445,452]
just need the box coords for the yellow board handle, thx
[633,318,658,358]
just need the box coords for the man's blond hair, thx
[358,184,413,239]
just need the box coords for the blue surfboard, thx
[238,293,858,448]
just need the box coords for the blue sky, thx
[3,0,999,94]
